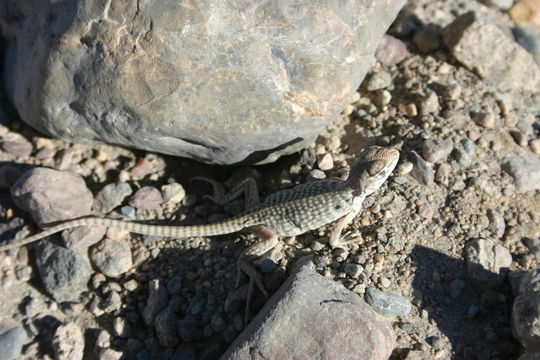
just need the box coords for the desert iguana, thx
[0,145,400,318]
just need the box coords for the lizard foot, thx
[236,225,279,323]
[237,259,269,324]
[330,233,363,249]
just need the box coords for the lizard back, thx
[241,179,356,236]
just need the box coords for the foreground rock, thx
[220,265,394,360]
[0,0,405,165]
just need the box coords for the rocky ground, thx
[1,0,540,359]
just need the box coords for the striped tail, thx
[0,216,249,251]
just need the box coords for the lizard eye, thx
[368,160,386,176]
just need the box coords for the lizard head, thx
[346,146,400,196]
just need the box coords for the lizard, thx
[0,145,400,319]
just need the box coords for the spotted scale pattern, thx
[242,179,355,236]
[1,146,400,251]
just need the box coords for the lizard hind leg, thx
[190,177,260,209]
[237,225,279,323]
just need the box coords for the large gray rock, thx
[220,266,394,360]
[0,0,404,165]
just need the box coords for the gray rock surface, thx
[465,238,512,289]
[422,138,453,163]
[143,279,169,326]
[487,209,506,238]
[0,326,26,360]
[513,26,540,54]
[10,167,93,225]
[90,237,133,278]
[512,269,540,352]
[443,11,540,93]
[0,0,405,165]
[177,316,202,342]
[220,266,394,360]
[62,225,107,250]
[155,308,179,348]
[128,186,163,210]
[35,242,93,303]
[98,348,122,360]
[366,71,393,91]
[93,182,132,214]
[519,352,540,360]
[408,151,435,186]
[161,183,186,205]
[375,35,409,66]
[483,0,515,10]
[524,238,540,261]
[52,322,85,360]
[365,287,412,317]
[502,153,540,192]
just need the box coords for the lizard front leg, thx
[237,225,279,323]
[329,209,361,249]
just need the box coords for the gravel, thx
[2,2,540,359]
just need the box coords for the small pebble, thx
[343,263,363,278]
[161,183,186,204]
[472,112,495,128]
[365,287,412,317]
[399,103,418,117]
[449,279,466,298]
[419,90,439,115]
[128,186,163,210]
[307,169,326,181]
[366,71,392,91]
[395,162,413,176]
[422,139,453,163]
[1,140,33,157]
[512,26,539,54]
[317,153,334,171]
[130,157,154,177]
[375,35,409,66]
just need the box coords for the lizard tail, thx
[0,216,248,251]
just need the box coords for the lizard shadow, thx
[86,233,278,360]
[409,245,520,359]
